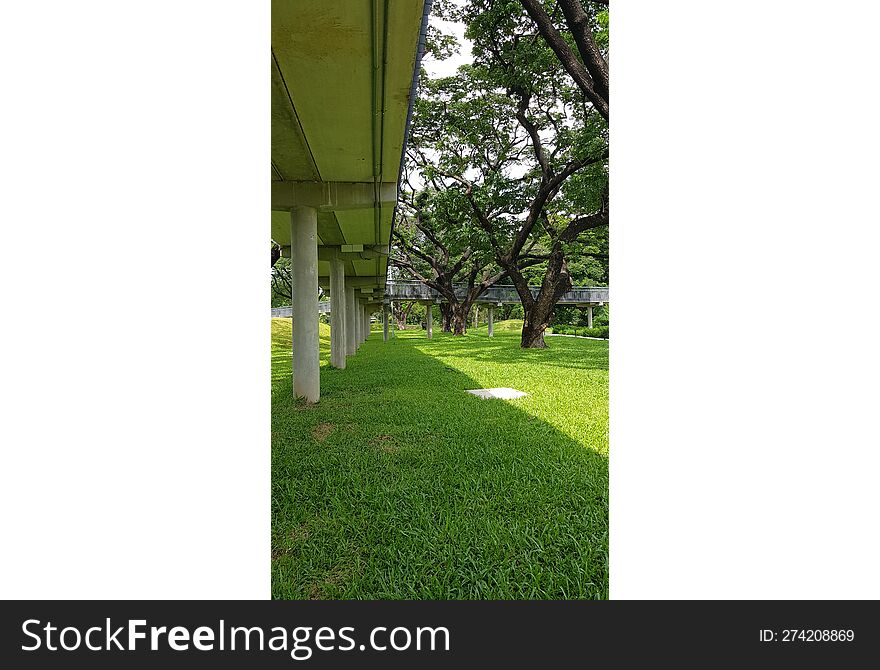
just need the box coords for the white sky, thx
[422,12,472,78]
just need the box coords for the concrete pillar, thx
[353,299,362,348]
[382,305,389,342]
[291,206,319,403]
[426,302,433,339]
[488,305,494,337]
[329,256,346,369]
[345,287,357,356]
[363,307,370,342]
[587,306,594,328]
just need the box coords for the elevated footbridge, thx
[270,280,608,341]
[384,280,608,307]
[382,280,608,337]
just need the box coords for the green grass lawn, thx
[271,318,608,599]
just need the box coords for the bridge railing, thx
[271,302,332,318]
[384,280,608,305]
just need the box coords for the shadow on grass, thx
[271,329,608,599]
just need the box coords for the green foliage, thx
[271,256,292,308]
[493,303,524,320]
[595,7,609,50]
[409,302,426,323]
[411,60,604,231]
[552,305,608,328]
[549,324,609,339]
[271,320,608,599]
[425,25,459,62]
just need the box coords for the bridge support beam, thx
[488,305,494,338]
[426,303,433,339]
[363,307,370,343]
[382,305,389,342]
[291,205,319,403]
[345,287,357,356]
[587,306,593,328]
[329,256,346,369]
[272,181,398,212]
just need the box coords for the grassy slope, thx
[271,318,608,599]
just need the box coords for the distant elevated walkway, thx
[384,280,608,306]
[272,302,331,318]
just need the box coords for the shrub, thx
[550,305,609,328]
[549,324,609,339]
[582,326,609,339]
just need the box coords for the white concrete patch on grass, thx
[466,387,528,400]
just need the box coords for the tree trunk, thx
[450,301,470,335]
[394,301,415,330]
[440,303,453,332]
[508,245,572,349]
[520,300,554,348]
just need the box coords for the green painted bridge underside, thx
[271,0,424,290]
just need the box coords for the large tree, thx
[408,59,607,346]
[416,0,609,347]
[391,183,508,335]
[469,0,608,347]
[391,300,417,330]
[393,0,609,347]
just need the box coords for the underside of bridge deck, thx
[272,0,430,402]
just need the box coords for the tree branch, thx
[518,0,608,120]
[559,210,609,242]
[558,0,609,100]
